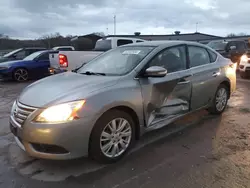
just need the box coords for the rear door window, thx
[207,49,217,62]
[188,46,210,68]
[117,39,133,46]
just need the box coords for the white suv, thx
[239,54,250,78]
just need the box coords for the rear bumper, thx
[48,67,67,75]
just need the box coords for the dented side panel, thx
[139,70,192,129]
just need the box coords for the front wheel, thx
[208,84,229,115]
[13,68,29,82]
[89,110,135,163]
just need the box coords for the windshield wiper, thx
[72,62,87,73]
[80,71,106,76]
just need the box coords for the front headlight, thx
[240,55,249,65]
[34,100,85,123]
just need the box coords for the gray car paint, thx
[11,41,236,160]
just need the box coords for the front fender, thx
[78,80,144,127]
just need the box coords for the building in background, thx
[106,32,224,44]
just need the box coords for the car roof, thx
[124,40,206,48]
[32,49,57,54]
[23,47,47,50]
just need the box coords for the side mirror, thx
[144,66,167,77]
[229,46,236,50]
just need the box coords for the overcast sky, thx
[0,0,249,39]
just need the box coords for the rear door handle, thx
[212,72,220,77]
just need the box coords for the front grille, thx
[12,101,37,127]
[31,143,69,154]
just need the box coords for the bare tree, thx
[227,33,248,37]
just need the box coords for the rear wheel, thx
[13,68,29,82]
[208,84,229,115]
[89,110,135,163]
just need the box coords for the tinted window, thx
[57,48,73,51]
[94,40,112,51]
[15,50,26,59]
[207,41,227,51]
[148,46,187,73]
[37,53,49,61]
[24,51,44,60]
[188,46,210,67]
[235,41,246,51]
[3,48,22,58]
[207,49,217,62]
[117,39,133,46]
[136,40,144,43]
[26,49,40,56]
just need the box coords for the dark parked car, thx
[207,40,248,64]
[0,50,54,81]
[0,47,47,63]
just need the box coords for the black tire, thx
[240,72,248,79]
[13,68,29,82]
[89,110,136,164]
[208,84,229,115]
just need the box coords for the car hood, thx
[18,72,119,107]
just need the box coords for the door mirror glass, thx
[144,66,167,77]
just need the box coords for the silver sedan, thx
[9,41,236,163]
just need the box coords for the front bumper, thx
[9,105,97,160]
[239,64,250,73]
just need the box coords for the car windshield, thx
[23,51,44,60]
[3,48,22,57]
[207,41,228,51]
[78,46,155,76]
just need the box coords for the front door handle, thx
[178,80,190,85]
[178,74,192,85]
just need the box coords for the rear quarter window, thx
[207,49,217,62]
[117,39,133,46]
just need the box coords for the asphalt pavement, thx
[0,77,250,188]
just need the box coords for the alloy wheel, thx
[100,118,132,158]
[215,87,228,112]
[14,69,28,81]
